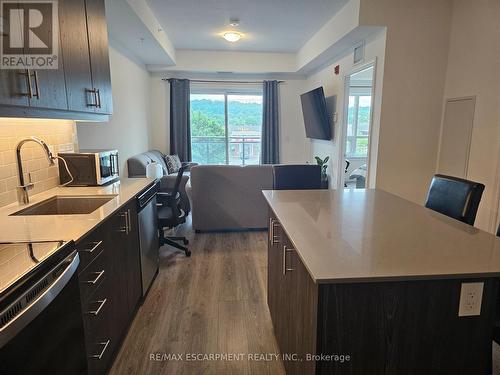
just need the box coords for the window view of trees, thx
[190,93,263,165]
[346,95,372,158]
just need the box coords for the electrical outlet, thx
[458,282,484,317]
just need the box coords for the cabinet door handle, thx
[124,211,129,234]
[282,245,294,275]
[86,298,107,316]
[117,211,129,234]
[269,218,273,244]
[86,88,99,107]
[269,218,280,245]
[272,224,279,245]
[84,270,105,284]
[32,70,40,99]
[90,340,110,360]
[96,88,101,108]
[127,209,132,233]
[20,70,33,98]
[81,240,103,253]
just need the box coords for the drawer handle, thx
[84,270,105,284]
[282,245,294,275]
[90,340,110,360]
[82,240,103,253]
[86,298,107,316]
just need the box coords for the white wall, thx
[77,44,152,176]
[297,0,360,70]
[149,76,170,154]
[360,0,453,204]
[440,0,500,232]
[279,79,309,163]
[155,50,297,74]
[304,30,386,189]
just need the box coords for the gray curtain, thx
[261,80,280,164]
[169,78,191,161]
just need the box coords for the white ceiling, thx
[145,0,349,53]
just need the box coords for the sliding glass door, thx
[227,94,263,165]
[190,93,226,164]
[190,91,263,165]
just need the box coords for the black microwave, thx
[58,149,119,186]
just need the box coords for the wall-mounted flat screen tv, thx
[300,86,332,140]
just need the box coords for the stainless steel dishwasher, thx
[137,182,159,296]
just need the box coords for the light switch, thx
[458,282,484,317]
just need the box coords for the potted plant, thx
[315,156,330,189]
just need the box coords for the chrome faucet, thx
[16,137,55,204]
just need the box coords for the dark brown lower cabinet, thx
[107,202,142,341]
[268,210,317,375]
[77,198,143,375]
[267,211,498,375]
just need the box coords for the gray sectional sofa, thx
[189,165,274,231]
[127,155,303,232]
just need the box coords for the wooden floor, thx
[110,221,285,375]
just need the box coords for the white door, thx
[437,97,476,178]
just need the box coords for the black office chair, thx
[157,164,191,257]
[273,164,322,190]
[424,174,484,226]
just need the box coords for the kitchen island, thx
[263,189,500,375]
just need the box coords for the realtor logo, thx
[1,0,58,69]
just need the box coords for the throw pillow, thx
[165,154,182,174]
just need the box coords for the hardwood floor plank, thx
[110,224,284,375]
[217,300,251,374]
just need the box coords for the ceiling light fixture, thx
[223,31,242,42]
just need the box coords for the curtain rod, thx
[163,78,284,84]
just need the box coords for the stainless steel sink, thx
[10,195,117,216]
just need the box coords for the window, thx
[190,91,263,165]
[346,93,372,158]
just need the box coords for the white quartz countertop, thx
[0,178,155,243]
[263,189,500,283]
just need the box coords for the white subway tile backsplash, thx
[0,119,78,208]
[0,165,12,179]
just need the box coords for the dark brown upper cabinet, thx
[0,0,112,119]
[59,0,94,112]
[27,31,68,110]
[86,0,113,115]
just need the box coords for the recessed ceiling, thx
[145,0,349,52]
